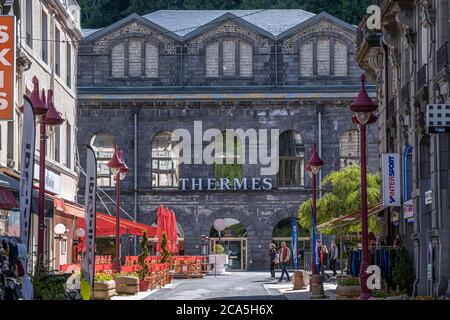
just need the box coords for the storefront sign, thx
[179,177,273,191]
[382,153,401,206]
[425,190,432,205]
[391,210,399,223]
[403,199,414,219]
[426,104,450,133]
[34,164,61,194]
[0,15,15,120]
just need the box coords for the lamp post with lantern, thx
[349,74,378,300]
[107,145,128,273]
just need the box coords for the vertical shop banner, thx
[0,15,16,120]
[19,97,35,260]
[382,153,401,206]
[82,146,97,295]
[311,203,320,273]
[291,214,298,270]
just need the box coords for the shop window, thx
[205,38,253,78]
[278,131,305,187]
[152,132,179,188]
[340,130,360,168]
[90,132,117,187]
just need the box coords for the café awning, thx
[0,186,19,210]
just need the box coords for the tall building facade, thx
[357,0,450,298]
[76,10,379,270]
[0,0,82,269]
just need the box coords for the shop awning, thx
[0,187,19,210]
[316,203,386,231]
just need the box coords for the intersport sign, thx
[382,153,401,206]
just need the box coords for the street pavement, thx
[140,271,338,300]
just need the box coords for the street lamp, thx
[350,74,378,300]
[107,145,128,273]
[306,144,326,299]
[35,84,64,269]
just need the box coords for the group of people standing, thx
[268,239,339,281]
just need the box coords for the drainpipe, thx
[132,106,140,255]
[318,111,322,199]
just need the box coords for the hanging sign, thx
[382,153,401,206]
[425,190,432,205]
[403,199,414,219]
[426,104,450,133]
[0,16,15,120]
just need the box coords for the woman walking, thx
[269,243,278,278]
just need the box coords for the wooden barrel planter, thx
[336,285,361,300]
[115,276,139,295]
[92,280,116,300]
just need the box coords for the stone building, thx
[77,9,378,270]
[0,0,82,270]
[357,0,450,297]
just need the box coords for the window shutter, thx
[334,41,348,76]
[145,43,159,77]
[299,41,313,77]
[111,43,125,78]
[317,38,330,76]
[128,40,142,77]
[239,41,253,77]
[222,39,236,76]
[206,41,219,77]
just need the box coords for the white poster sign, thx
[382,153,401,206]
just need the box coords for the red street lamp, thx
[36,86,64,269]
[107,145,128,272]
[350,74,378,300]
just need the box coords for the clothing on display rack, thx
[0,236,26,300]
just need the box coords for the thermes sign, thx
[0,16,15,120]
[382,153,401,206]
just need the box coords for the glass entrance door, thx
[210,238,247,271]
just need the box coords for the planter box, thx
[115,276,139,295]
[208,254,228,274]
[93,280,116,300]
[336,285,361,300]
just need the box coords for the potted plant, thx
[336,277,361,300]
[31,266,67,300]
[92,273,116,300]
[208,243,229,274]
[114,272,140,295]
[160,233,172,284]
[137,231,150,291]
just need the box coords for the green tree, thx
[160,232,171,263]
[298,165,381,235]
[137,231,149,280]
[78,0,129,29]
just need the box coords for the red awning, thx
[77,212,157,238]
[0,187,18,210]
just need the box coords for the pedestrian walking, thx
[278,242,291,282]
[268,243,278,278]
[329,240,338,277]
[318,240,328,279]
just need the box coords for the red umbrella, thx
[156,205,165,254]
[163,207,172,253]
[170,210,178,254]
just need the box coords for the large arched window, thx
[111,40,159,78]
[339,130,360,168]
[278,131,305,187]
[205,38,253,78]
[213,131,243,185]
[90,132,116,187]
[152,132,179,188]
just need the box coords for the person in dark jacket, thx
[269,243,278,278]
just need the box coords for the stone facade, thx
[77,10,378,270]
[356,0,450,298]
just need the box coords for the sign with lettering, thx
[382,153,401,206]
[0,15,16,120]
[34,163,61,194]
[403,199,414,219]
[426,104,450,133]
[179,177,273,191]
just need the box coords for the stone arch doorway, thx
[207,217,250,271]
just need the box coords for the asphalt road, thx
[144,272,288,300]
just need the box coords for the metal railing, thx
[437,42,448,74]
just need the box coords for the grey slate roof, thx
[82,29,102,37]
[143,9,316,37]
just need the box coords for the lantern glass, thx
[119,170,127,180]
[111,167,120,176]
[310,165,322,175]
[356,112,371,125]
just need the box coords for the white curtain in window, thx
[206,41,219,77]
[111,43,125,78]
[239,41,253,77]
[145,43,159,77]
[128,40,142,77]
[222,39,236,76]
[334,41,348,76]
[299,41,313,77]
[317,38,330,76]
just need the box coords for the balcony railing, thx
[437,42,448,74]
[401,83,410,106]
[417,64,427,91]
